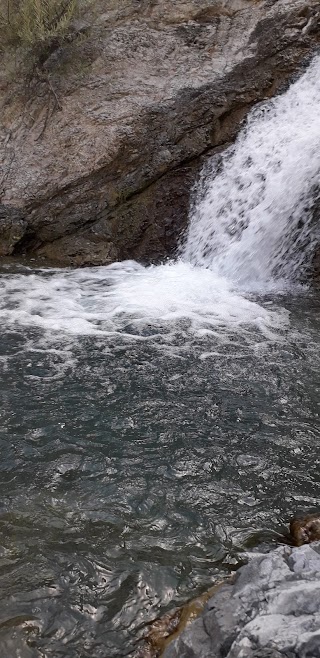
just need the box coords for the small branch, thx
[35,100,52,140]
[46,75,62,110]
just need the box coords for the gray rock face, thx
[1,0,320,265]
[0,205,26,256]
[163,542,320,658]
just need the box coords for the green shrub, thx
[0,0,79,63]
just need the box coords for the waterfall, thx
[183,56,320,290]
[1,57,320,341]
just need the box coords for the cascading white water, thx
[183,56,320,289]
[1,57,320,341]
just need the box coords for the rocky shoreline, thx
[1,0,320,266]
[162,540,320,658]
[135,517,320,658]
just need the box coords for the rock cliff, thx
[1,0,320,266]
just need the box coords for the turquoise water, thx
[1,269,320,657]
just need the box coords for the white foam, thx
[0,261,287,341]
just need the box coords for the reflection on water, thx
[0,269,320,656]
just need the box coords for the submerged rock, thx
[162,541,320,658]
[1,0,320,265]
[136,584,222,658]
[290,514,320,546]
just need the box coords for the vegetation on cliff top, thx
[0,0,87,70]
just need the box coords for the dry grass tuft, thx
[0,0,80,63]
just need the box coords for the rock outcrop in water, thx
[1,0,320,266]
[290,514,320,546]
[162,541,320,658]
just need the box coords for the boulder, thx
[163,541,320,658]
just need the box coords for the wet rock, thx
[290,514,320,546]
[136,609,182,658]
[163,541,320,658]
[136,584,221,658]
[1,0,320,265]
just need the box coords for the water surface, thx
[1,266,320,657]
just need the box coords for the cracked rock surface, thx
[1,0,320,265]
[163,541,320,658]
